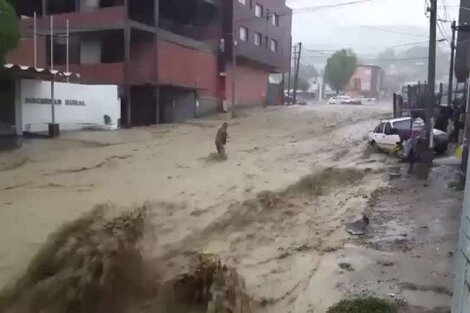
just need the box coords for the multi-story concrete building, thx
[8,0,292,127]
[455,0,470,83]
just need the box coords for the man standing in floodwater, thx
[407,112,426,173]
[215,122,229,158]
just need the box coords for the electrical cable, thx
[360,25,428,38]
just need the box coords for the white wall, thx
[20,79,120,133]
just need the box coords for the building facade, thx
[8,0,292,127]
[345,65,384,99]
[455,0,470,83]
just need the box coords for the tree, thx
[299,63,319,81]
[324,49,358,94]
[284,75,310,92]
[0,0,19,65]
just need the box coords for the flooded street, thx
[0,103,462,312]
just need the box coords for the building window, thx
[272,13,279,26]
[238,0,246,5]
[255,4,263,18]
[265,36,268,48]
[266,9,270,22]
[270,39,278,52]
[254,32,262,46]
[239,26,248,41]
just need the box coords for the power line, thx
[25,0,379,34]
[360,25,428,38]
[302,38,446,55]
[236,0,376,23]
[302,55,429,62]
[438,5,470,12]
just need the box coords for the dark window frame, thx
[270,38,278,52]
[272,13,279,26]
[254,32,262,46]
[239,26,249,41]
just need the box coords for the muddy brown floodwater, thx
[0,103,461,313]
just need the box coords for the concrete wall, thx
[19,79,120,133]
[230,0,292,71]
[453,158,470,313]
[7,37,47,67]
[197,96,220,117]
[157,40,219,98]
[130,36,156,84]
[224,63,269,109]
[346,66,383,99]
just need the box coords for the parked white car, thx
[328,96,362,105]
[368,117,449,153]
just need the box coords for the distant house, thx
[345,65,384,99]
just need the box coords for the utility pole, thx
[287,44,296,104]
[424,0,437,165]
[448,21,457,107]
[293,42,302,104]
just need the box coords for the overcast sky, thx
[286,0,460,53]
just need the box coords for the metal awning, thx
[2,64,81,81]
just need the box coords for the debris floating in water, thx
[345,214,370,235]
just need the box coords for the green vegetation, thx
[327,297,397,313]
[324,49,358,94]
[0,0,19,64]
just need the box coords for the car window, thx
[374,123,385,133]
[384,123,392,135]
[393,120,411,130]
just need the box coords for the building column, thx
[155,87,160,124]
[42,0,48,16]
[154,0,160,124]
[14,79,23,136]
[124,25,132,127]
[154,0,159,26]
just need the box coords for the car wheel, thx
[434,144,448,155]
[369,140,380,152]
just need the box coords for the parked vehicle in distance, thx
[368,117,448,154]
[328,96,362,105]
[362,97,376,103]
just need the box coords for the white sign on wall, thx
[20,79,120,133]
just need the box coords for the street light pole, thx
[50,16,55,126]
[33,12,37,68]
[448,21,457,107]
